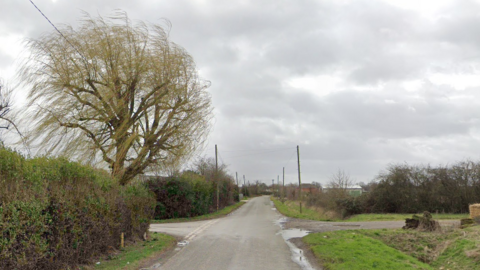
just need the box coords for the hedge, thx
[0,147,155,269]
[147,172,237,220]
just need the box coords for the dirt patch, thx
[284,218,404,232]
[289,237,323,270]
[284,217,460,233]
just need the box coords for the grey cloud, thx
[4,0,480,185]
[317,86,476,139]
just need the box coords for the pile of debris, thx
[403,211,440,232]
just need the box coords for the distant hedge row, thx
[0,147,155,270]
[365,161,480,214]
[304,161,480,218]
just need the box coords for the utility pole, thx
[236,172,239,200]
[215,144,219,211]
[297,145,302,213]
[282,167,285,202]
[243,175,246,196]
[277,175,279,198]
[272,179,274,195]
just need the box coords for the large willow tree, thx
[20,12,212,185]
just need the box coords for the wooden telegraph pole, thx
[236,172,239,200]
[277,175,279,197]
[243,175,246,196]
[215,144,219,211]
[297,145,302,213]
[282,167,285,202]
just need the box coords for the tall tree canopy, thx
[20,12,212,185]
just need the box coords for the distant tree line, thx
[299,162,480,218]
[363,161,480,214]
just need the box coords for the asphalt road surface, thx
[150,196,303,270]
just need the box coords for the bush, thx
[147,173,213,219]
[147,170,237,220]
[335,196,365,218]
[0,147,155,270]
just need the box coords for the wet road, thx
[151,196,302,270]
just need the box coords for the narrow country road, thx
[149,196,303,270]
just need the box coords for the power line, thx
[283,150,297,169]
[218,151,226,165]
[222,148,296,159]
[221,146,295,153]
[28,0,87,63]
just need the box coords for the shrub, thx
[147,170,237,220]
[0,147,155,269]
[148,175,210,219]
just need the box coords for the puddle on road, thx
[280,228,310,241]
[177,240,189,247]
[274,217,288,227]
[275,217,316,270]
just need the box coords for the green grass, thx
[93,232,176,270]
[151,201,246,224]
[304,230,433,270]
[346,213,469,222]
[305,226,480,269]
[432,236,480,270]
[271,197,334,221]
[364,226,480,269]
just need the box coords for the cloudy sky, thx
[2,0,480,186]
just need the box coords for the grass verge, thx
[271,197,333,221]
[303,230,433,270]
[347,213,469,222]
[92,232,176,270]
[151,201,246,224]
[305,226,480,269]
[362,226,480,269]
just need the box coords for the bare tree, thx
[326,169,355,199]
[0,81,27,151]
[19,12,212,185]
[0,81,11,128]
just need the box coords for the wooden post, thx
[216,144,219,211]
[236,171,239,199]
[243,175,246,195]
[297,145,302,213]
[121,232,124,248]
[282,167,285,202]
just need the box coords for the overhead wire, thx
[221,147,296,159]
[220,146,295,153]
[218,151,226,166]
[282,150,297,169]
[28,0,88,63]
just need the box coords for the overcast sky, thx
[2,0,480,186]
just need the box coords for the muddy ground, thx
[284,218,460,233]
